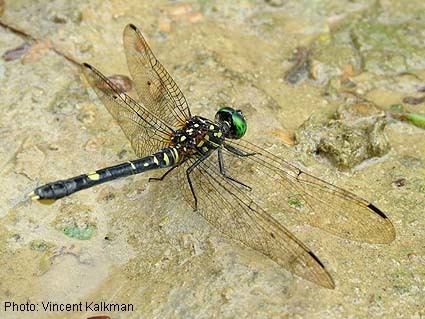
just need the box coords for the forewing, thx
[225,139,396,244]
[177,155,335,289]
[123,24,191,129]
[81,63,174,157]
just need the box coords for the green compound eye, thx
[215,107,247,139]
[232,110,247,139]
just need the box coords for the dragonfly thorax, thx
[172,116,225,158]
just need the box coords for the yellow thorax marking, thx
[163,152,170,166]
[172,148,179,161]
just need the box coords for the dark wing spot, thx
[270,232,276,239]
[147,80,151,86]
[82,62,93,69]
[129,23,137,31]
[308,251,325,269]
[367,204,388,219]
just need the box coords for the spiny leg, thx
[186,153,211,211]
[218,148,252,191]
[223,143,257,157]
[149,165,178,182]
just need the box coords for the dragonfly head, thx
[215,107,247,139]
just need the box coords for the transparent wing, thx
[224,139,396,244]
[81,63,174,157]
[176,155,335,289]
[123,24,191,129]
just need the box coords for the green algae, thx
[63,224,96,240]
[30,239,53,252]
[405,112,425,129]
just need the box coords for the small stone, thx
[2,42,32,62]
[392,178,406,188]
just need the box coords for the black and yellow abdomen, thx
[31,147,179,201]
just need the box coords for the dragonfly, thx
[30,24,396,289]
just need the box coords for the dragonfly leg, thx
[149,165,178,182]
[186,153,211,211]
[223,143,257,157]
[218,149,252,191]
